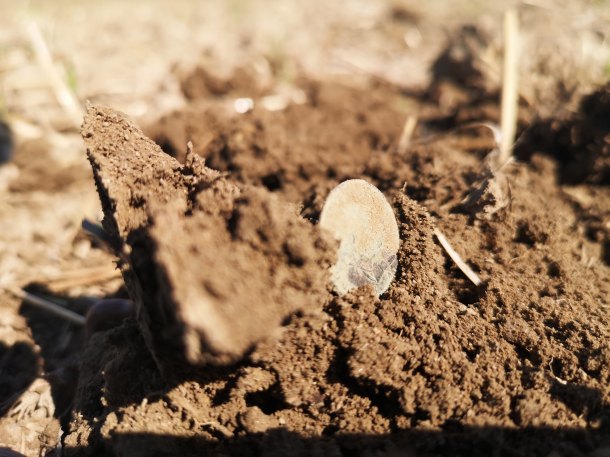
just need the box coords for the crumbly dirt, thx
[57,70,610,457]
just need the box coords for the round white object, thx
[319,179,400,296]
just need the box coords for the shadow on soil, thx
[15,284,125,419]
[0,341,39,414]
[514,83,610,186]
[59,424,610,457]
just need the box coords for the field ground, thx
[0,1,609,456]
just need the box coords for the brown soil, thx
[55,68,610,456]
[1,4,610,455]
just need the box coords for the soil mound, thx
[65,76,610,456]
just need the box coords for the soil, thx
[65,71,610,456]
[1,3,609,457]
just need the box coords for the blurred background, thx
[1,0,608,283]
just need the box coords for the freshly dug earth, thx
[64,75,610,456]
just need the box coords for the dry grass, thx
[499,9,519,164]
[433,228,483,287]
[26,22,82,127]
[397,114,418,153]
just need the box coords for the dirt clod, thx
[82,104,335,368]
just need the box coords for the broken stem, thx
[408,121,502,150]
[499,9,519,164]
[397,115,418,153]
[6,287,86,326]
[433,228,482,287]
[27,22,83,127]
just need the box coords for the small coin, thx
[319,179,400,296]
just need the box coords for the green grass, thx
[65,60,78,93]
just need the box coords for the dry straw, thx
[499,9,519,164]
[6,286,86,326]
[433,229,482,286]
[27,22,83,127]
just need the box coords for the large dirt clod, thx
[82,104,334,370]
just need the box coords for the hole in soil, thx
[211,376,239,407]
[538,288,553,298]
[513,343,541,366]
[442,419,464,432]
[410,407,431,426]
[209,144,238,173]
[543,317,575,342]
[546,260,561,278]
[300,198,321,223]
[156,139,179,158]
[514,222,536,246]
[261,172,283,191]
[455,287,482,305]
[226,210,240,239]
[464,346,481,362]
[326,347,403,420]
[244,382,290,414]
[576,347,604,380]
[404,184,431,202]
[550,358,564,379]
[441,257,485,305]
[514,220,548,246]
[130,195,146,209]
[322,424,340,436]
[280,310,302,327]
[509,395,524,425]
